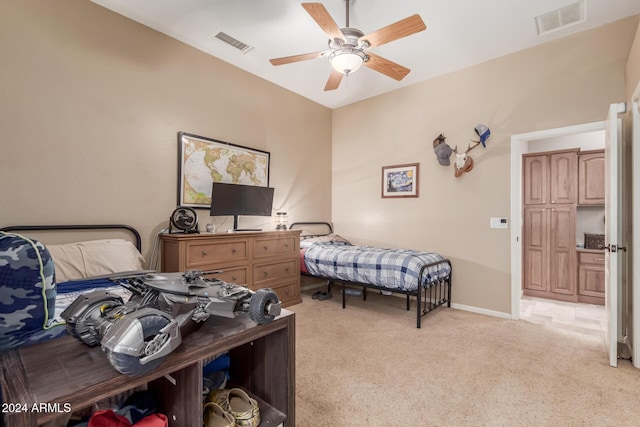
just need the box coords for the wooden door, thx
[548,205,576,297]
[523,207,548,292]
[549,151,577,204]
[523,155,548,205]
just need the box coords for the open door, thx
[605,103,623,367]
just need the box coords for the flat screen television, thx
[210,182,275,231]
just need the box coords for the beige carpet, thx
[290,288,640,427]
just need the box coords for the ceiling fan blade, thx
[302,3,346,42]
[360,14,426,48]
[270,51,325,66]
[324,69,343,91]
[364,52,411,81]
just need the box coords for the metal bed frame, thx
[291,222,452,328]
[0,224,142,252]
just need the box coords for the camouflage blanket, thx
[0,232,66,351]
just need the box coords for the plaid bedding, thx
[303,242,450,292]
[54,278,131,324]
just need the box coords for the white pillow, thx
[47,239,145,283]
[46,242,85,283]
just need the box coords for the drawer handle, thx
[202,250,208,256]
[263,246,269,251]
[232,276,238,281]
[232,248,237,254]
[285,289,290,295]
[285,266,290,272]
[263,271,269,276]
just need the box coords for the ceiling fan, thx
[269,2,426,91]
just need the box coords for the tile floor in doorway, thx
[520,296,606,341]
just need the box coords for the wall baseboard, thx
[450,302,512,319]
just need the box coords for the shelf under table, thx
[1,310,295,427]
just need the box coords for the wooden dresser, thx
[160,230,302,307]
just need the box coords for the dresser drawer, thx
[270,280,299,305]
[253,260,296,286]
[160,230,301,308]
[186,240,248,268]
[253,236,297,259]
[205,267,248,286]
[578,252,605,265]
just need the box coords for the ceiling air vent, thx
[214,32,253,54]
[535,1,586,36]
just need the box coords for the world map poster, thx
[178,132,270,207]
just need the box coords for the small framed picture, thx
[382,163,419,198]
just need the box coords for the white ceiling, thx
[91,0,640,109]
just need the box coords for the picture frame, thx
[178,132,270,208]
[381,163,419,198]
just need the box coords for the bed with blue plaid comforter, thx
[303,242,451,292]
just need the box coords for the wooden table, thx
[0,310,295,426]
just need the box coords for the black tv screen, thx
[210,182,274,229]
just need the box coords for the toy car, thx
[61,270,281,376]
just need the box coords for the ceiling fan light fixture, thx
[329,48,367,74]
[269,3,426,90]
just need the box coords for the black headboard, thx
[289,222,333,238]
[0,224,142,252]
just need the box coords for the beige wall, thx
[0,1,332,261]
[626,20,640,100]
[2,1,638,316]
[332,16,639,314]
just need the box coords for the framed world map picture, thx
[178,132,270,208]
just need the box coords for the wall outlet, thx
[490,217,508,229]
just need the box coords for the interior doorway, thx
[513,124,607,339]
[510,121,606,322]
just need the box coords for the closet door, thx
[549,151,577,204]
[549,205,576,297]
[523,207,548,292]
[523,155,548,205]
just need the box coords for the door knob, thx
[604,244,627,253]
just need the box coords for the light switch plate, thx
[490,217,508,229]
